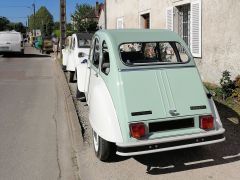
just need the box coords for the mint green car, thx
[77,29,225,161]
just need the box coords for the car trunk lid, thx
[119,67,211,123]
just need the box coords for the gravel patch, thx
[64,71,92,144]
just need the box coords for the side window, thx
[72,37,75,50]
[101,41,110,75]
[92,38,100,68]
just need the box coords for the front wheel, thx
[93,130,115,162]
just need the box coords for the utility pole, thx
[104,0,107,29]
[32,3,36,36]
[60,0,66,59]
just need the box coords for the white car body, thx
[0,31,24,54]
[62,36,72,67]
[65,33,92,72]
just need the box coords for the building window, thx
[176,4,191,47]
[140,13,150,29]
[117,17,124,29]
[166,0,202,57]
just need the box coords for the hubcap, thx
[93,130,99,152]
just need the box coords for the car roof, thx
[0,31,21,34]
[94,29,195,70]
[76,33,93,40]
[95,29,185,45]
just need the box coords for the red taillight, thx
[200,115,214,130]
[129,123,146,139]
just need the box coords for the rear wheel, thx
[76,87,86,102]
[92,130,115,162]
[69,71,75,83]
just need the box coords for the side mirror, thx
[78,52,85,58]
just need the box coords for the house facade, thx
[105,0,240,83]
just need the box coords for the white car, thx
[0,31,24,55]
[62,36,72,71]
[65,33,92,82]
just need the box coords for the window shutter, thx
[191,0,202,57]
[166,7,173,31]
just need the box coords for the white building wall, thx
[106,0,240,84]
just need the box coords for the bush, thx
[232,75,240,102]
[220,70,235,100]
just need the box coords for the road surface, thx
[0,47,76,180]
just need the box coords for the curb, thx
[53,57,83,180]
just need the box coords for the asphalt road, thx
[67,72,240,180]
[0,47,75,180]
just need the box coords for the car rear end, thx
[42,38,53,54]
[113,33,225,156]
[0,31,24,55]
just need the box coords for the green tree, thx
[7,22,26,34]
[0,16,10,31]
[71,4,97,32]
[29,6,54,36]
[53,21,60,30]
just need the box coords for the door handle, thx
[94,72,98,77]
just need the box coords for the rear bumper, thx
[116,128,225,156]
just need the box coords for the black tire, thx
[69,71,75,83]
[93,130,115,162]
[62,65,66,71]
[76,87,86,102]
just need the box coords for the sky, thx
[0,0,103,25]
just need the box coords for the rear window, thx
[78,39,91,48]
[119,42,189,66]
[0,33,21,42]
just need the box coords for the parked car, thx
[62,36,72,71]
[0,31,24,55]
[65,33,92,82]
[34,36,43,50]
[77,29,225,161]
[42,37,53,54]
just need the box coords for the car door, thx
[76,38,93,94]
[67,35,76,71]
[87,36,101,104]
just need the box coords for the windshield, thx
[0,33,21,42]
[120,42,190,66]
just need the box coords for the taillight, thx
[200,115,214,130]
[129,123,146,139]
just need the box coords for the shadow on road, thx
[130,101,240,175]
[1,54,50,58]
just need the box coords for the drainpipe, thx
[104,0,107,29]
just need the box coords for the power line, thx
[0,16,28,19]
[0,6,32,8]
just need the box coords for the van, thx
[0,31,24,55]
